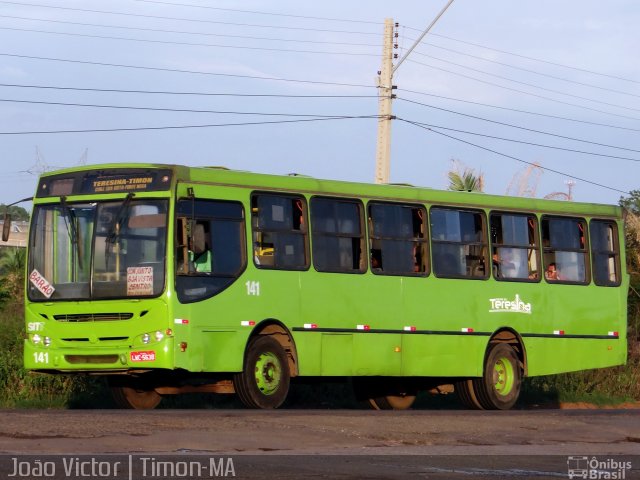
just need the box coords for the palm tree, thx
[447,160,484,192]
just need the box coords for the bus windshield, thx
[28,199,168,301]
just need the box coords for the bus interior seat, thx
[192,223,206,254]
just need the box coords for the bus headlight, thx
[43,336,51,347]
[32,334,41,345]
[138,330,170,345]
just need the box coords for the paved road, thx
[0,409,638,479]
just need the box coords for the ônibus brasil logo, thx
[489,294,532,315]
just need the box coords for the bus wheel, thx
[370,393,416,410]
[461,343,522,410]
[455,379,483,410]
[479,343,521,410]
[109,380,162,410]
[234,336,290,409]
[353,378,416,410]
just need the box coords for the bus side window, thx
[590,220,620,286]
[251,193,309,270]
[490,212,540,281]
[368,202,428,276]
[430,207,488,279]
[541,216,589,284]
[311,197,365,273]
[175,199,246,303]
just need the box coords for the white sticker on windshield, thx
[29,269,55,298]
[127,266,154,296]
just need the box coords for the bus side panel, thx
[300,272,403,376]
[525,285,627,376]
[525,337,626,376]
[292,331,322,375]
[321,333,353,375]
[401,335,486,377]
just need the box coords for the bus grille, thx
[54,313,134,322]
[65,355,119,364]
[61,337,130,343]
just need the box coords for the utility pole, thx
[373,1,456,184]
[374,18,396,185]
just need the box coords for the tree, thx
[447,160,484,192]
[0,204,30,221]
[619,191,640,276]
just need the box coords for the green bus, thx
[18,164,627,409]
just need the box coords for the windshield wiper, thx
[60,196,83,270]
[106,193,134,244]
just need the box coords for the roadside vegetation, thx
[0,193,639,409]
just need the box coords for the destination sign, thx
[90,176,155,193]
[36,168,173,197]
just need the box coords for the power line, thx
[406,59,640,121]
[0,1,379,36]
[133,0,382,25]
[0,84,377,99]
[409,53,640,115]
[402,119,640,163]
[0,52,375,89]
[397,97,640,154]
[2,79,635,133]
[0,26,378,57]
[0,115,379,135]
[411,43,640,100]
[0,97,375,118]
[0,14,382,47]
[398,117,631,195]
[399,89,640,133]
[406,29,640,86]
[0,82,379,99]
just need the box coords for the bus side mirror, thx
[2,213,11,242]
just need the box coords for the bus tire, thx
[353,378,416,410]
[455,379,484,410]
[234,336,290,409]
[370,394,416,410]
[109,380,162,410]
[475,343,522,410]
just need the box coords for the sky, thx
[0,0,639,208]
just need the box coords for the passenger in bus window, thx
[545,262,558,281]
[492,251,501,278]
[370,249,382,270]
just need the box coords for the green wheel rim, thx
[493,356,515,396]
[254,351,282,396]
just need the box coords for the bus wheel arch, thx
[234,320,297,409]
[456,328,525,410]
[488,328,527,377]
[249,320,299,377]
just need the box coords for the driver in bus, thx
[189,222,212,273]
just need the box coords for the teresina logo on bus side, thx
[489,294,532,314]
